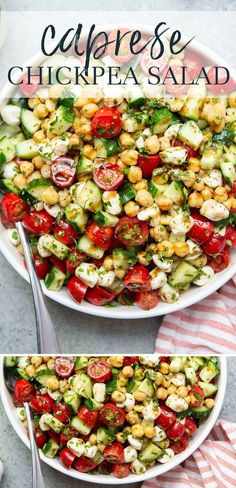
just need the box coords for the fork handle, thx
[24,402,47,488]
[16,222,61,354]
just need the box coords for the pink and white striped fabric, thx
[142,420,236,488]
[155,276,236,354]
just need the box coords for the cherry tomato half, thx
[112,463,130,479]
[78,406,99,428]
[30,394,55,414]
[88,360,111,383]
[60,447,76,470]
[65,247,86,274]
[137,154,161,178]
[189,385,204,407]
[60,427,78,446]
[185,417,197,435]
[115,217,149,247]
[74,456,97,473]
[35,428,47,449]
[49,255,67,273]
[67,276,88,303]
[51,157,76,188]
[172,139,198,159]
[100,402,126,428]
[170,433,188,454]
[104,442,124,464]
[54,220,79,245]
[14,379,35,404]
[53,403,73,423]
[163,64,191,96]
[123,356,140,366]
[93,163,124,190]
[55,356,75,378]
[23,210,54,235]
[225,225,236,246]
[203,233,226,256]
[1,193,30,222]
[85,222,114,250]
[117,289,136,306]
[156,406,176,430]
[207,248,230,272]
[33,255,51,279]
[19,74,40,97]
[167,420,186,440]
[124,265,151,292]
[91,107,122,139]
[136,290,158,310]
[207,66,235,95]
[86,286,115,306]
[188,211,214,245]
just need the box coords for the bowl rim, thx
[0,23,236,320]
[0,355,227,484]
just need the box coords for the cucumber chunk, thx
[42,235,69,260]
[97,427,115,446]
[163,180,188,207]
[191,405,212,418]
[0,133,25,164]
[178,121,203,150]
[74,356,88,370]
[198,381,218,397]
[168,261,198,288]
[78,235,105,259]
[220,161,235,186]
[48,106,75,135]
[25,178,52,201]
[64,202,88,233]
[94,210,118,227]
[149,181,169,198]
[0,123,21,139]
[113,248,137,270]
[199,361,219,383]
[138,377,154,398]
[70,415,92,435]
[4,356,17,367]
[45,266,66,291]
[119,180,136,205]
[1,179,20,194]
[200,142,223,170]
[15,138,39,159]
[70,373,93,399]
[179,98,204,121]
[34,369,55,387]
[63,390,81,413]
[151,108,173,135]
[139,442,162,463]
[184,367,196,386]
[77,180,102,213]
[42,439,59,458]
[77,156,93,175]
[20,109,41,136]
[94,138,120,158]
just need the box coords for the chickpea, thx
[47,358,55,370]
[201,187,213,200]
[135,189,153,207]
[144,135,160,154]
[156,387,168,400]
[188,157,201,173]
[16,243,24,255]
[34,103,48,119]
[97,443,106,453]
[134,404,144,413]
[109,356,124,368]
[181,170,196,188]
[111,390,126,403]
[83,144,96,160]
[32,155,44,169]
[120,149,139,166]
[156,241,174,258]
[48,84,63,99]
[31,356,42,368]
[42,186,59,205]
[159,362,170,374]
[225,197,236,210]
[42,357,50,362]
[177,386,189,398]
[119,132,135,148]
[188,191,204,208]
[33,130,45,143]
[36,364,47,372]
[131,424,144,438]
[25,365,36,377]
[214,186,228,202]
[89,434,97,445]
[69,134,80,148]
[47,376,59,391]
[162,377,171,388]
[119,374,129,386]
[192,179,204,192]
[41,164,51,179]
[116,432,126,444]
[28,97,40,109]
[128,166,142,183]
[137,251,150,266]
[27,171,42,184]
[207,103,225,127]
[133,179,148,191]
[159,136,170,151]
[160,215,172,226]
[45,99,56,113]
[13,174,27,190]
[173,241,190,257]
[124,201,140,217]
[155,196,173,211]
[126,411,141,425]
[204,398,215,409]
[167,385,177,395]
[228,91,236,108]
[122,366,134,378]
[58,189,71,208]
[150,225,169,242]
[20,161,34,177]
[155,372,163,386]
[115,269,126,279]
[103,256,114,270]
[144,426,156,438]
[133,390,146,402]
[59,380,69,393]
[81,103,98,118]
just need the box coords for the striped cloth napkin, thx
[142,420,236,488]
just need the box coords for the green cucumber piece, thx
[0,123,21,139]
[139,442,162,463]
[34,369,55,387]
[199,361,219,383]
[77,180,102,213]
[64,202,88,233]
[70,415,92,435]
[15,138,39,159]
[163,180,188,207]
[45,266,66,291]
[168,261,198,288]
[74,356,88,370]
[179,97,204,121]
[1,179,20,194]
[201,142,223,171]
[77,156,93,176]
[178,121,203,150]
[4,356,17,367]
[220,161,235,186]
[0,133,25,165]
[198,381,218,397]
[42,439,59,458]
[94,210,118,227]
[184,367,197,386]
[63,390,81,413]
[25,178,52,201]
[97,427,115,446]
[94,138,120,158]
[70,373,93,399]
[149,180,169,198]
[48,106,75,135]
[78,235,104,259]
[138,377,154,398]
[85,398,103,410]
[20,109,41,137]
[113,247,137,270]
[191,405,212,418]
[119,180,136,205]
[42,235,69,260]
[151,108,173,135]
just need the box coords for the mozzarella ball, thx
[200,199,229,221]
[169,214,194,236]
[150,269,167,290]
[193,265,214,286]
[166,394,188,412]
[75,263,98,288]
[1,105,21,125]
[124,446,138,463]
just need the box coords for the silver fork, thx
[24,402,47,488]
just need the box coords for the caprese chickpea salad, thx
[5,355,219,478]
[1,46,236,310]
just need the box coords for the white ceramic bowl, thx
[0,356,227,484]
[0,25,236,319]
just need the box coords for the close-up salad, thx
[4,355,220,479]
[1,39,236,312]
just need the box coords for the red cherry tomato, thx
[35,428,47,449]
[86,286,115,306]
[91,107,122,139]
[54,220,78,245]
[23,210,54,235]
[203,233,226,256]
[123,356,140,366]
[156,406,176,430]
[93,162,124,190]
[104,442,124,464]
[33,255,51,279]
[112,463,131,479]
[188,211,214,245]
[1,193,30,222]
[189,385,205,407]
[49,255,66,273]
[172,139,198,159]
[19,74,40,97]
[117,289,136,306]
[67,276,88,303]
[183,52,203,79]
[88,360,111,383]
[100,402,126,428]
[140,48,168,76]
[207,248,230,272]
[85,222,114,250]
[0,209,15,228]
[98,461,112,475]
[136,290,158,310]
[207,67,235,95]
[51,157,76,188]
[60,447,76,469]
[167,420,186,440]
[137,154,161,178]
[60,427,78,446]
[225,225,236,246]
[107,29,137,64]
[53,403,73,423]
[30,394,55,414]
[78,406,99,428]
[163,64,191,96]
[65,247,86,274]
[170,433,188,454]
[55,356,75,378]
[185,417,197,435]
[115,217,149,247]
[124,265,151,292]
[74,456,97,473]
[14,379,35,404]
